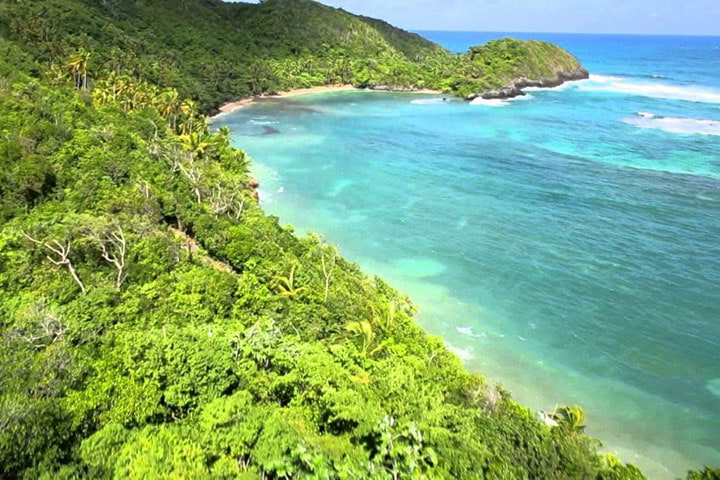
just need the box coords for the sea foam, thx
[624,113,720,136]
[581,74,720,104]
[456,326,487,338]
[446,342,475,362]
[470,98,509,107]
[249,119,280,125]
[470,94,534,107]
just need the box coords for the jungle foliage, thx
[0,0,712,479]
[0,0,583,113]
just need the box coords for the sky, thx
[238,0,720,35]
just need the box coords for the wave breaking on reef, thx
[581,74,720,104]
[470,94,535,107]
[624,112,720,136]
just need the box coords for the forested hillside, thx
[0,0,585,113]
[1,0,715,479]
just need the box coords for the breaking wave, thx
[581,74,720,104]
[624,112,720,136]
[470,94,534,107]
[249,118,279,125]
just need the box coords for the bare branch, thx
[234,198,245,221]
[23,232,86,294]
[97,226,128,289]
[321,250,336,303]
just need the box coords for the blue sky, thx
[239,0,720,35]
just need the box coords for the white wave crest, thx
[512,94,534,101]
[524,81,585,92]
[590,74,624,82]
[470,98,509,107]
[581,75,720,104]
[456,326,487,338]
[624,113,720,136]
[470,94,534,107]
[249,119,279,125]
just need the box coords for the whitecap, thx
[456,326,487,338]
[525,80,584,92]
[512,93,534,101]
[580,75,720,104]
[470,94,534,107]
[470,98,511,107]
[249,119,279,125]
[623,114,720,136]
[588,74,624,83]
[456,326,473,336]
[411,98,446,105]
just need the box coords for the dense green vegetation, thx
[0,0,716,478]
[0,0,584,113]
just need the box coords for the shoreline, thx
[210,75,588,120]
[241,171,699,480]
[211,85,443,119]
[212,81,714,477]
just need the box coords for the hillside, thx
[2,1,710,479]
[0,0,585,113]
[461,38,589,99]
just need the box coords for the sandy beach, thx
[212,84,442,118]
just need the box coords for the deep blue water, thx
[216,33,720,478]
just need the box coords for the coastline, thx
[214,80,719,478]
[209,75,589,120]
[211,84,442,119]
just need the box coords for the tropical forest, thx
[0,0,717,478]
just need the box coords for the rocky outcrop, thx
[249,178,260,201]
[468,67,589,101]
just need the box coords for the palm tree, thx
[156,89,180,130]
[346,321,385,358]
[178,99,199,134]
[67,48,91,91]
[275,263,306,298]
[548,406,586,434]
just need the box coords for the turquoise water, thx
[216,33,720,478]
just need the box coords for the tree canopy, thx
[0,0,584,113]
[0,1,715,479]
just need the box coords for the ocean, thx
[214,32,720,478]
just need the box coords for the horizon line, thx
[410,29,720,38]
